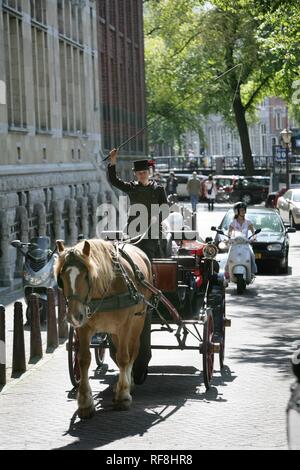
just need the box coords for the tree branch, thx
[170,29,202,58]
[146,26,162,36]
[244,75,271,110]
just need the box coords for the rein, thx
[59,243,185,328]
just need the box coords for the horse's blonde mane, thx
[55,239,116,296]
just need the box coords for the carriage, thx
[65,225,231,399]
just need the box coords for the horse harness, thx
[58,243,151,317]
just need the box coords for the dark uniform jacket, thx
[107,164,169,239]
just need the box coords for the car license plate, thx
[255,253,262,259]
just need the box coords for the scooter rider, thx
[228,202,257,275]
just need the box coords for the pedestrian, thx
[153,171,164,185]
[107,148,169,260]
[165,171,178,196]
[186,171,201,212]
[204,174,217,211]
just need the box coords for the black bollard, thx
[192,211,197,231]
[46,288,58,350]
[29,294,43,361]
[12,302,26,374]
[0,305,6,385]
[58,289,68,340]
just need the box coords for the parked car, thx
[160,172,207,200]
[229,176,270,205]
[290,172,300,189]
[213,207,295,273]
[265,187,286,208]
[213,175,238,202]
[277,188,300,229]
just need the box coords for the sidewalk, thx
[0,289,67,390]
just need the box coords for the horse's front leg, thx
[77,328,95,419]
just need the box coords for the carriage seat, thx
[152,258,178,292]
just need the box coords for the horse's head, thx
[55,240,96,328]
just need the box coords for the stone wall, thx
[0,162,119,288]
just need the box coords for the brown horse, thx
[54,238,152,418]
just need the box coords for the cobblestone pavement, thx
[0,204,299,450]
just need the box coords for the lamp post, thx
[280,128,292,190]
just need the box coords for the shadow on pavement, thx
[55,364,236,450]
[226,272,300,377]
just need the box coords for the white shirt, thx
[229,218,252,237]
[205,180,217,199]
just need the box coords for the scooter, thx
[211,227,261,294]
[10,236,58,324]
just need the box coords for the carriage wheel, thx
[68,326,81,388]
[219,322,225,369]
[94,334,107,367]
[202,310,214,390]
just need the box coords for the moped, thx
[10,236,58,324]
[211,227,261,294]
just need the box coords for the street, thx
[0,203,299,450]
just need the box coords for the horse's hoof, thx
[78,404,95,420]
[113,398,131,411]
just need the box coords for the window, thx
[30,0,46,24]
[99,0,106,20]
[31,17,51,131]
[260,124,267,155]
[58,34,86,133]
[275,111,282,130]
[109,0,116,27]
[284,190,292,200]
[57,0,86,134]
[3,6,26,129]
[3,0,22,12]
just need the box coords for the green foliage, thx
[144,0,300,160]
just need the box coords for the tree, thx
[144,0,300,174]
[144,1,205,154]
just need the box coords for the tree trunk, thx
[233,94,254,175]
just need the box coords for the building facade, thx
[0,0,147,288]
[181,97,290,160]
[201,97,289,158]
[96,0,147,164]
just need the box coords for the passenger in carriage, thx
[107,148,169,260]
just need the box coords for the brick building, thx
[96,0,147,166]
[0,0,147,288]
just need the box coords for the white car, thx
[277,188,300,228]
[161,172,207,199]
